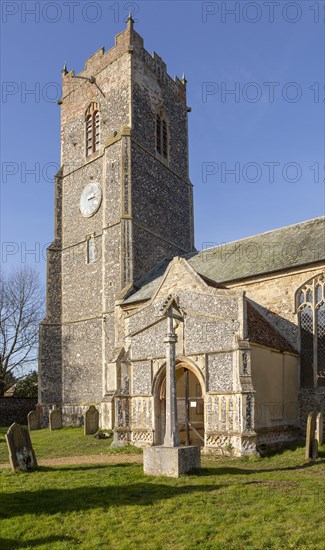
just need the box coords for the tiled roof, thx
[246,301,297,353]
[123,217,325,304]
[187,216,325,284]
[123,258,169,303]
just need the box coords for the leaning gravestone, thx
[5,423,38,471]
[315,412,323,446]
[305,411,317,461]
[84,406,99,435]
[27,410,40,431]
[49,408,62,430]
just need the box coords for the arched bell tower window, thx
[156,109,168,160]
[295,274,325,388]
[86,102,100,157]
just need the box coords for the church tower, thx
[38,18,195,419]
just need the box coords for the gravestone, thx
[84,406,99,435]
[305,411,317,461]
[311,439,318,460]
[5,423,38,471]
[49,408,62,430]
[27,410,40,431]
[315,412,323,446]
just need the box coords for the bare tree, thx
[0,266,44,395]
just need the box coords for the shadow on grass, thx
[0,536,76,549]
[198,458,325,477]
[0,482,223,517]
[318,447,325,459]
[37,463,136,472]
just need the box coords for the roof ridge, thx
[187,216,325,258]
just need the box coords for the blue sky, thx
[1,0,324,285]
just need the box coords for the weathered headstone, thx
[305,411,317,460]
[84,405,99,435]
[27,410,40,431]
[315,412,323,446]
[5,423,38,471]
[49,408,62,430]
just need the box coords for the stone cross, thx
[49,408,62,430]
[160,296,183,447]
[305,411,317,461]
[84,405,99,435]
[143,295,201,477]
[315,412,323,446]
[5,423,38,471]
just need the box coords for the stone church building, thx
[39,18,325,455]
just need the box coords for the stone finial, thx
[181,73,187,85]
[62,63,68,75]
[126,12,134,30]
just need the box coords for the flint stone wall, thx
[207,353,234,392]
[130,320,166,360]
[132,361,152,395]
[39,323,62,404]
[0,398,38,427]
[62,404,102,427]
[62,319,103,403]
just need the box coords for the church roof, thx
[187,216,325,284]
[246,301,297,354]
[123,217,325,304]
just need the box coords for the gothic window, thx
[85,103,100,156]
[156,111,168,160]
[86,236,95,264]
[296,274,325,387]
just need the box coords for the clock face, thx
[79,182,102,217]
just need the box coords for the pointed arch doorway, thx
[153,361,205,446]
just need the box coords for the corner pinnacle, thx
[126,12,134,30]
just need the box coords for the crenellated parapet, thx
[140,49,187,103]
[60,19,186,104]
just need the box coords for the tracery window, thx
[296,274,325,387]
[86,102,100,156]
[156,111,168,159]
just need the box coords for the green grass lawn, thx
[0,430,324,550]
[0,427,142,463]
